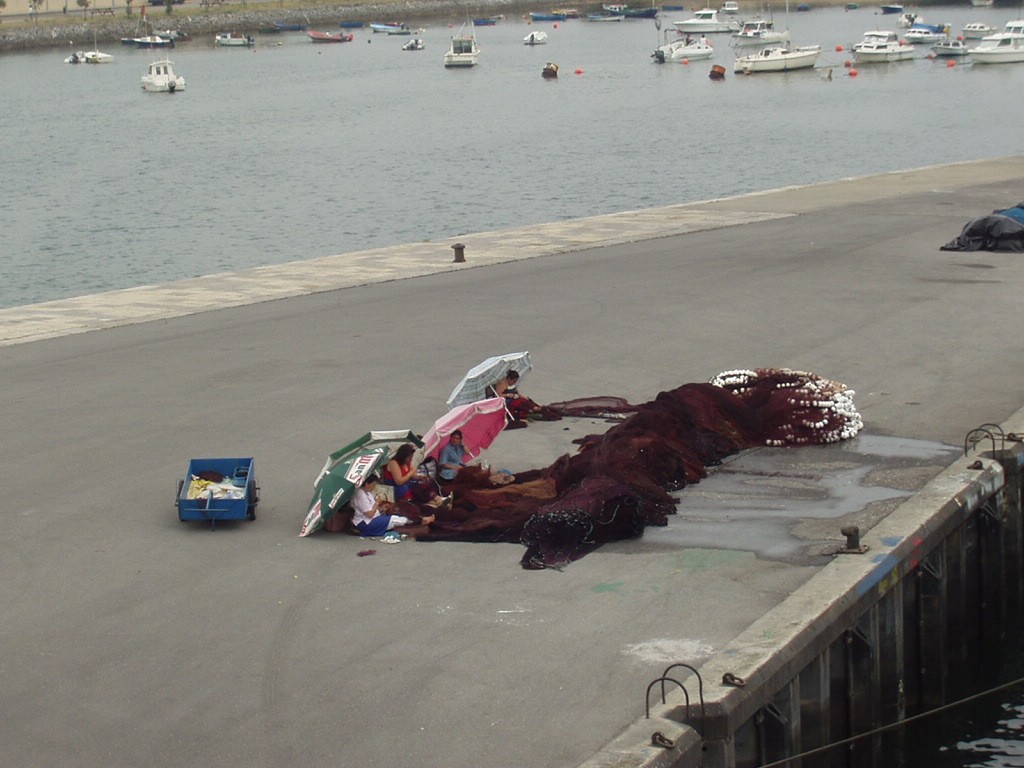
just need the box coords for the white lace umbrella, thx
[445,351,533,409]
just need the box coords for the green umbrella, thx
[299,430,423,538]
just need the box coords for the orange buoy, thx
[682,57,689,64]
[835,44,844,52]
[947,59,956,68]
[574,68,583,75]
[849,68,859,77]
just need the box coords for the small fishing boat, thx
[529,12,567,21]
[963,23,997,39]
[653,33,715,61]
[307,30,354,43]
[133,35,174,48]
[931,38,968,57]
[674,8,741,33]
[879,4,903,15]
[525,30,549,45]
[444,25,480,67]
[903,23,951,45]
[65,50,114,64]
[731,20,790,48]
[369,22,407,33]
[215,32,255,46]
[402,38,425,50]
[140,59,185,93]
[852,29,915,61]
[587,12,625,21]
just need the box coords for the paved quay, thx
[2,157,1023,768]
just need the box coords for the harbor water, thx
[2,4,1024,309]
[4,5,1024,765]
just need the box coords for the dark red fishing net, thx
[412,369,862,570]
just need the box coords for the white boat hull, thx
[853,45,916,62]
[735,45,820,72]
[970,32,1024,63]
[674,20,739,33]
[141,60,185,92]
[653,40,715,61]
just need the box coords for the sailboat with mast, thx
[733,0,819,72]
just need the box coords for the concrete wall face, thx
[687,443,1024,768]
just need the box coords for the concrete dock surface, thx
[2,157,1023,768]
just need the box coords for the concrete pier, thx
[2,157,1023,768]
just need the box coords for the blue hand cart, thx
[176,457,259,529]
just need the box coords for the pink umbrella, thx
[421,397,509,462]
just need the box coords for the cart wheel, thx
[176,479,184,520]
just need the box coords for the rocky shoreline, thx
[0,0,532,52]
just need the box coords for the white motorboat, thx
[215,32,255,47]
[444,26,480,67]
[931,38,968,57]
[1005,20,1024,34]
[903,23,951,45]
[524,30,549,45]
[852,30,915,62]
[140,59,185,93]
[65,50,114,64]
[970,32,1024,64]
[402,38,425,50]
[673,8,741,34]
[731,20,789,48]
[963,22,997,39]
[734,43,820,72]
[652,34,715,62]
[720,1,740,14]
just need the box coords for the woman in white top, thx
[351,473,424,537]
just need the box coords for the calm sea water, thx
[2,4,1024,309]
[4,7,1024,762]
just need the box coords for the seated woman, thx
[385,443,451,508]
[491,370,542,422]
[351,473,432,536]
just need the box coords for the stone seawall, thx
[0,0,527,52]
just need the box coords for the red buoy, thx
[835,44,844,52]
[849,68,859,77]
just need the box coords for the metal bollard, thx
[452,243,466,263]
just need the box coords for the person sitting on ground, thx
[351,473,432,536]
[385,443,451,508]
[439,430,469,482]
[491,370,542,423]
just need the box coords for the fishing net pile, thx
[412,368,863,570]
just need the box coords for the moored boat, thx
[402,37,425,50]
[731,19,789,48]
[444,25,480,67]
[720,1,740,13]
[140,59,185,93]
[65,49,114,64]
[930,38,968,57]
[542,62,559,78]
[879,4,903,14]
[215,32,255,46]
[903,23,951,45]
[307,30,354,42]
[674,8,741,33]
[525,30,549,45]
[963,22,997,39]
[529,12,567,22]
[970,32,1024,64]
[734,43,820,72]
[369,22,407,33]
[133,35,174,48]
[653,33,714,61]
[852,29,915,61]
